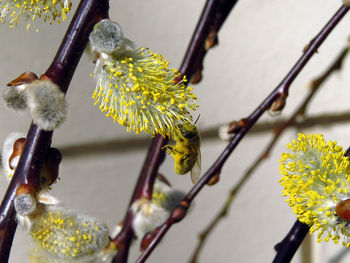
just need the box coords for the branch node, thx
[207,170,220,186]
[171,201,189,223]
[343,0,350,7]
[270,95,286,113]
[204,27,218,50]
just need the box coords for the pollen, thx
[29,207,109,260]
[92,48,198,138]
[0,0,72,27]
[279,133,350,246]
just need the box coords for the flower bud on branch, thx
[2,77,68,131]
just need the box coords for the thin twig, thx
[0,1,109,262]
[188,44,350,263]
[111,0,237,262]
[136,5,350,263]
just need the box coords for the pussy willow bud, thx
[2,76,67,131]
[26,80,67,131]
[2,133,61,188]
[131,198,169,240]
[2,132,25,179]
[15,193,37,216]
[2,72,38,110]
[2,86,27,110]
[132,179,186,240]
[152,180,186,212]
[89,19,125,54]
[14,184,37,216]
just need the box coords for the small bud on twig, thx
[270,95,286,113]
[343,0,350,7]
[207,172,220,186]
[9,137,25,170]
[191,68,203,84]
[205,27,218,50]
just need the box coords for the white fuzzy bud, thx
[2,132,26,180]
[131,199,169,240]
[218,124,234,141]
[2,85,27,110]
[26,80,67,131]
[153,180,185,212]
[89,19,124,54]
[14,193,37,216]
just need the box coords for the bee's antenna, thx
[194,115,200,125]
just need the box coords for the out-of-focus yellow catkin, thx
[29,207,109,262]
[279,133,350,246]
[0,0,72,27]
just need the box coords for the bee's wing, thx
[190,150,201,184]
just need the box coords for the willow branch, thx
[188,43,350,263]
[111,0,237,262]
[272,220,310,263]
[111,135,167,263]
[0,1,109,262]
[136,5,350,263]
[180,0,239,83]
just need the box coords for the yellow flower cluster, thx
[280,133,350,246]
[92,48,198,137]
[0,0,71,28]
[30,207,109,261]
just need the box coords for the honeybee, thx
[165,123,201,184]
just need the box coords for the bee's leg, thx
[163,145,182,157]
[163,144,175,155]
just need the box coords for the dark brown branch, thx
[111,135,167,263]
[0,1,109,262]
[180,0,239,83]
[273,220,310,263]
[136,5,350,262]
[111,1,237,262]
[188,43,350,263]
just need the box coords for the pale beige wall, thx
[1,0,350,262]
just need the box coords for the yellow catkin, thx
[92,48,198,138]
[29,207,109,261]
[280,133,350,246]
[0,0,71,27]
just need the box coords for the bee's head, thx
[178,123,198,139]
